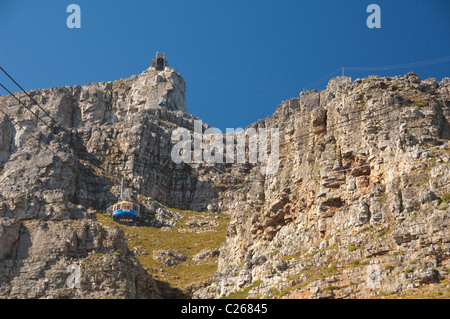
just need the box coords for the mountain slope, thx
[195,74,450,298]
[0,66,194,298]
[0,65,449,299]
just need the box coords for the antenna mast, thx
[120,177,124,201]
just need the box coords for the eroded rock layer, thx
[0,66,449,299]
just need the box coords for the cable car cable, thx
[0,66,70,136]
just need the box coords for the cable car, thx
[109,178,140,225]
[158,100,166,106]
[112,201,140,225]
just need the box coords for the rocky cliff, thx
[195,73,450,299]
[0,63,449,299]
[0,66,194,298]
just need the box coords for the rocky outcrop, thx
[0,62,449,299]
[0,64,193,298]
[0,217,186,298]
[195,73,450,299]
[0,65,206,220]
[153,249,188,267]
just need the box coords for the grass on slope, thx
[372,279,450,299]
[96,208,230,290]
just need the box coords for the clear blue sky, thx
[1,0,449,131]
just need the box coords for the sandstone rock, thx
[153,249,188,267]
[0,219,183,298]
[196,73,450,299]
[1,66,449,299]
[193,248,220,261]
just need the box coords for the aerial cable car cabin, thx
[112,201,140,225]
[110,178,140,225]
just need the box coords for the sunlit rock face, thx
[0,67,449,299]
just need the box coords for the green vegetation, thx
[274,260,340,298]
[360,226,375,233]
[349,259,370,267]
[323,285,340,292]
[412,102,427,107]
[372,280,450,299]
[441,193,450,203]
[96,207,230,289]
[222,280,262,299]
[438,193,450,211]
[281,251,304,261]
[324,261,339,275]
[374,224,395,238]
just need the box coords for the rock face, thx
[0,217,183,298]
[0,64,192,298]
[0,62,449,299]
[153,250,188,267]
[194,74,450,299]
[0,65,201,220]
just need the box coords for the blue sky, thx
[1,0,449,131]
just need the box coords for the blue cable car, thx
[109,178,140,225]
[112,200,140,225]
[159,100,166,106]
